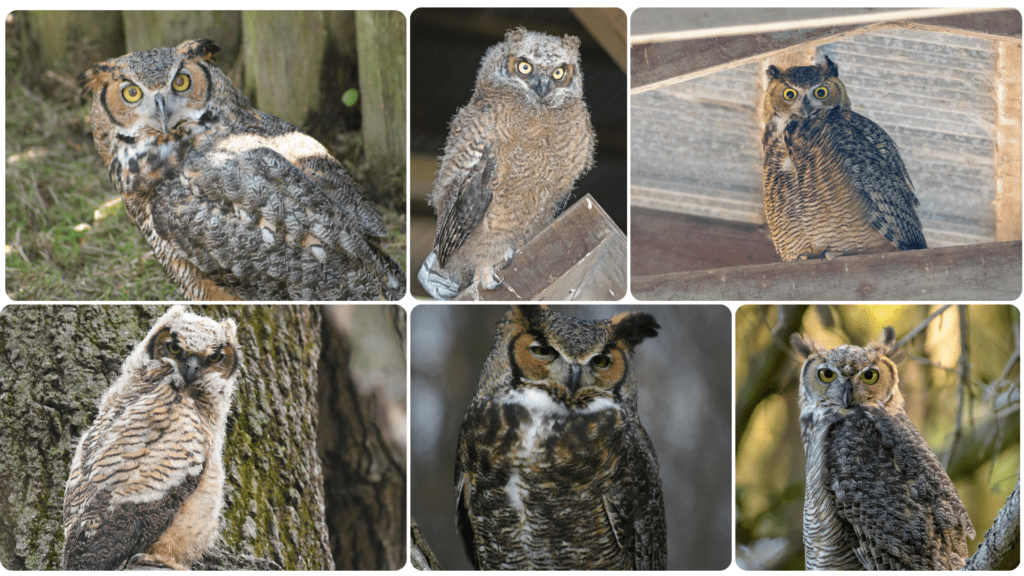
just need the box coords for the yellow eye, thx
[591,355,611,369]
[814,86,829,99]
[552,67,565,80]
[529,343,556,359]
[167,342,182,355]
[122,85,143,103]
[517,61,532,75]
[818,368,837,383]
[782,88,797,101]
[172,73,191,92]
[209,351,224,363]
[860,369,879,384]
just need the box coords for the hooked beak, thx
[800,96,815,119]
[567,363,582,394]
[530,75,553,99]
[183,355,202,386]
[841,380,852,408]
[154,93,169,133]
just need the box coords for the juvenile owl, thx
[792,327,975,570]
[418,28,596,299]
[455,306,667,570]
[762,56,927,261]
[78,39,403,301]
[62,306,239,570]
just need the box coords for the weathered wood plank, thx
[454,194,626,301]
[632,241,1022,301]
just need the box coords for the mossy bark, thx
[122,11,241,69]
[0,305,333,570]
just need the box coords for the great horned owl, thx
[762,56,927,261]
[792,327,975,570]
[78,39,403,301]
[455,306,666,569]
[62,306,239,570]
[418,28,596,300]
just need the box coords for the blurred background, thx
[409,9,627,297]
[735,304,1020,569]
[410,304,732,570]
[5,11,405,300]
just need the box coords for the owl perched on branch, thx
[792,327,975,570]
[418,28,596,300]
[61,306,238,570]
[455,306,666,569]
[762,56,927,261]
[78,39,403,301]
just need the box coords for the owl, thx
[61,306,239,570]
[417,27,596,300]
[78,39,403,301]
[762,56,927,261]
[455,306,667,569]
[792,327,975,570]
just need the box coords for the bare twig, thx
[895,304,951,350]
[943,305,970,470]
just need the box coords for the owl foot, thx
[417,251,463,300]
[478,269,504,291]
[127,552,188,571]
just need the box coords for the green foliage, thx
[342,88,359,107]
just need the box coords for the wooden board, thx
[454,194,626,301]
[631,241,1022,301]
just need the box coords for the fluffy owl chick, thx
[78,39,403,301]
[62,306,239,570]
[792,327,974,570]
[455,306,666,569]
[762,56,927,261]
[418,28,596,299]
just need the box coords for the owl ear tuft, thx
[177,39,220,63]
[790,332,816,358]
[220,318,238,342]
[508,305,545,329]
[874,326,901,358]
[766,64,782,80]
[820,55,839,78]
[77,63,116,94]
[506,27,528,43]
[610,312,660,350]
[562,34,581,52]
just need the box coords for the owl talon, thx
[417,252,464,300]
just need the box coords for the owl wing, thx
[825,407,975,570]
[150,135,403,300]
[606,422,668,570]
[454,420,481,569]
[835,109,928,250]
[61,464,202,570]
[430,105,498,268]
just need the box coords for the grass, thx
[5,28,406,301]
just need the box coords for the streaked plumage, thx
[418,28,596,299]
[455,306,666,569]
[762,56,926,261]
[78,39,403,300]
[793,327,974,570]
[62,306,238,570]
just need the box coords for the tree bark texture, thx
[355,10,407,206]
[0,305,333,570]
[964,480,1021,571]
[20,11,125,94]
[317,307,406,570]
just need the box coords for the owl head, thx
[480,306,659,415]
[478,27,585,109]
[792,326,904,415]
[763,55,851,124]
[103,306,240,413]
[78,39,242,165]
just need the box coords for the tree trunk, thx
[0,305,333,570]
[317,307,406,570]
[355,10,406,207]
[19,11,125,94]
[122,11,241,69]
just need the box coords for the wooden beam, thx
[632,241,1022,301]
[572,8,627,72]
[454,194,626,301]
[631,9,1022,92]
